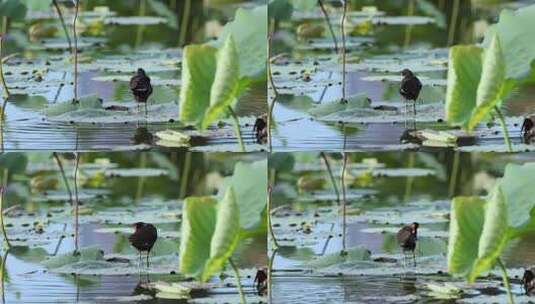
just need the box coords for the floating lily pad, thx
[104,16,168,25]
[105,168,169,177]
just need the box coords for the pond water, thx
[0,1,266,152]
[270,1,535,152]
[0,152,267,303]
[270,152,535,303]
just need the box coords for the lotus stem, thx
[268,248,277,303]
[72,0,80,102]
[268,184,279,250]
[448,151,460,198]
[494,107,513,152]
[52,0,72,51]
[340,0,347,102]
[135,0,147,48]
[135,153,147,203]
[0,36,8,100]
[319,0,338,53]
[321,152,340,206]
[178,0,191,46]
[447,0,460,46]
[267,33,277,151]
[0,248,7,303]
[0,169,10,248]
[73,153,80,253]
[229,258,246,304]
[340,152,348,255]
[53,153,74,206]
[403,0,415,48]
[227,106,246,152]
[497,258,514,304]
[179,152,191,199]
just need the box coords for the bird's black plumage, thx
[523,268,535,295]
[130,68,153,104]
[129,222,157,267]
[522,116,535,143]
[254,268,268,295]
[254,114,267,144]
[397,222,418,266]
[400,69,422,101]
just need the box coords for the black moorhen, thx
[129,68,153,116]
[129,222,158,268]
[397,222,419,266]
[400,69,422,128]
[523,268,535,295]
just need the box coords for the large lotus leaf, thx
[467,33,505,130]
[218,160,268,230]
[0,0,27,19]
[290,0,317,11]
[20,0,52,11]
[306,247,372,269]
[447,196,486,278]
[217,5,267,79]
[202,187,240,282]
[445,46,482,128]
[179,196,218,279]
[43,246,104,269]
[309,94,370,117]
[468,187,508,282]
[483,4,535,79]
[499,163,535,229]
[179,45,218,126]
[201,35,246,129]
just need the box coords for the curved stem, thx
[340,0,347,102]
[229,258,246,304]
[52,0,72,51]
[268,248,277,303]
[0,36,9,101]
[178,0,191,46]
[340,153,348,254]
[179,152,191,199]
[497,258,514,304]
[267,32,277,151]
[321,152,340,206]
[72,0,80,102]
[494,107,513,152]
[53,153,74,206]
[319,0,338,53]
[267,184,279,250]
[0,169,9,248]
[73,153,80,253]
[227,106,246,152]
[447,0,460,46]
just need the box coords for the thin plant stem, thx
[229,258,246,304]
[267,33,278,151]
[0,249,8,304]
[135,153,147,203]
[267,185,279,250]
[268,248,277,303]
[135,0,147,48]
[320,152,340,206]
[52,0,72,51]
[178,0,191,46]
[0,169,10,248]
[448,151,460,198]
[0,36,8,100]
[53,153,74,206]
[340,0,347,102]
[179,152,191,199]
[494,107,513,152]
[73,153,80,253]
[447,0,460,46]
[497,258,514,304]
[319,0,338,53]
[227,106,246,152]
[340,153,348,255]
[72,0,80,102]
[403,0,415,48]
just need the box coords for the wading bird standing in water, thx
[129,222,158,269]
[397,222,419,266]
[400,69,422,129]
[523,268,535,295]
[130,68,153,118]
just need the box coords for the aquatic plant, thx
[179,6,267,152]
[446,4,535,152]
[179,160,267,303]
[448,163,535,303]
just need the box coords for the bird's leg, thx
[412,251,416,267]
[412,100,417,130]
[138,251,142,273]
[144,102,148,121]
[146,251,150,269]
